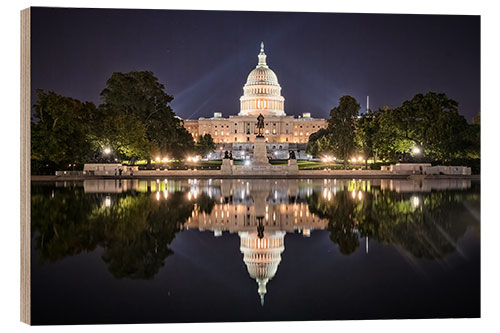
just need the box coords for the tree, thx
[357,110,377,167]
[327,96,360,168]
[306,128,330,157]
[380,92,479,162]
[100,71,194,161]
[31,90,97,170]
[195,134,216,157]
[88,108,154,163]
[466,111,480,159]
[372,107,414,162]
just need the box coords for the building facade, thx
[182,43,328,159]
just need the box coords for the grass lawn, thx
[129,159,373,170]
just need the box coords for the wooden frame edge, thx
[20,7,31,326]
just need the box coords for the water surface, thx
[31,178,480,325]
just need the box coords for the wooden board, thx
[20,7,31,326]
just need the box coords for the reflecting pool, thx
[31,178,480,325]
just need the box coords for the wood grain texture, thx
[20,7,31,325]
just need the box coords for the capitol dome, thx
[239,230,286,306]
[239,43,286,117]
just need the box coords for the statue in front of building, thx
[256,113,265,137]
[224,150,229,159]
[289,150,296,160]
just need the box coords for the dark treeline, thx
[31,71,215,174]
[307,93,480,171]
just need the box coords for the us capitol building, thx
[182,43,328,159]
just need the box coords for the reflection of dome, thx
[239,230,286,305]
[239,42,285,117]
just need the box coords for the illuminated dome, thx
[239,230,286,306]
[239,42,285,117]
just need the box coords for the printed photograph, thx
[27,7,480,325]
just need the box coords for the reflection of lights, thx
[105,196,111,207]
[322,155,335,163]
[358,190,363,200]
[187,192,192,200]
[327,191,332,201]
[156,192,160,201]
[352,190,356,199]
[163,190,168,200]
[411,195,420,208]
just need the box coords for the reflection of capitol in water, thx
[76,177,475,304]
[183,179,329,305]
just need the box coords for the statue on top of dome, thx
[256,113,265,137]
[260,41,264,53]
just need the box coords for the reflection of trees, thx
[307,191,359,254]
[307,184,479,259]
[196,193,215,215]
[31,187,215,279]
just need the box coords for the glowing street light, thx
[155,156,161,162]
[412,147,421,155]
[244,160,251,166]
[103,147,111,155]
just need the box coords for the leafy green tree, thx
[327,96,360,168]
[195,134,216,157]
[100,71,194,161]
[426,109,471,161]
[357,110,377,167]
[306,128,330,157]
[31,90,97,170]
[384,92,471,161]
[372,107,414,162]
[88,109,153,163]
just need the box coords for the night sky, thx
[31,7,480,121]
